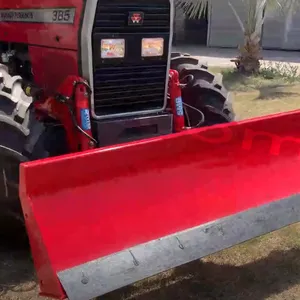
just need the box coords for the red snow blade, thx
[20,110,300,300]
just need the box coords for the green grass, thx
[210,62,300,93]
[209,65,300,120]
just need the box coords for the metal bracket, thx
[0,64,33,124]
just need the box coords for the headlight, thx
[141,38,164,57]
[101,39,125,58]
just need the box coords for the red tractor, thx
[0,1,234,222]
[1,1,300,300]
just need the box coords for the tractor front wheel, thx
[171,53,235,127]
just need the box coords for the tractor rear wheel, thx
[0,65,50,229]
[0,65,68,231]
[171,53,235,127]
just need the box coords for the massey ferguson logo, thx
[128,12,144,25]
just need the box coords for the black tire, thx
[0,110,50,249]
[0,117,48,222]
[171,52,235,127]
[0,68,49,225]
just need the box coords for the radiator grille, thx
[94,1,170,34]
[92,0,171,117]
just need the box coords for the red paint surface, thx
[74,81,95,151]
[0,0,83,95]
[34,75,91,153]
[19,109,300,298]
[29,47,79,96]
[0,0,83,49]
[169,69,185,132]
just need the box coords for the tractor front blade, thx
[20,110,300,300]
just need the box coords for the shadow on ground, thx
[1,218,300,300]
[221,70,249,90]
[0,216,35,297]
[101,247,300,300]
[254,85,300,100]
[208,68,257,91]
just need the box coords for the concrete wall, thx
[173,1,300,50]
[173,5,186,44]
[207,0,246,47]
[263,0,300,50]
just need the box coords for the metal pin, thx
[176,237,184,250]
[81,272,89,285]
[129,250,139,266]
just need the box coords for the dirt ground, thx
[1,67,300,300]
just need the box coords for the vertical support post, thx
[168,69,185,132]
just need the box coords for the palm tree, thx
[175,0,295,74]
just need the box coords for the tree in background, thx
[175,0,295,74]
